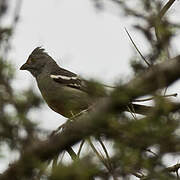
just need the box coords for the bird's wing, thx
[50,67,86,91]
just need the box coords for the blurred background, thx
[1,0,180,178]
[11,0,180,128]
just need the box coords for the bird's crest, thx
[31,47,47,56]
[26,47,49,65]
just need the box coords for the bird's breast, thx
[36,74,91,118]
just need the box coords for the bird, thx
[20,47,97,118]
[20,47,152,118]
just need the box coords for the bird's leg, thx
[70,104,95,121]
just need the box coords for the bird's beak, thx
[20,63,29,70]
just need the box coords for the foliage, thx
[0,0,180,180]
[0,0,42,163]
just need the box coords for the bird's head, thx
[20,47,55,77]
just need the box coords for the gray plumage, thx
[20,47,93,117]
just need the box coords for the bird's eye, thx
[26,57,35,64]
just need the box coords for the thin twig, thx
[66,147,78,161]
[133,93,177,102]
[127,105,137,120]
[125,27,151,67]
[176,170,179,179]
[59,151,65,164]
[158,0,176,20]
[146,149,158,157]
[77,140,85,157]
[52,155,59,168]
[88,138,117,180]
[87,138,111,171]
[101,83,116,88]
[164,87,168,96]
[98,138,113,170]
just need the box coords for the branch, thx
[158,0,176,20]
[1,55,180,179]
[125,55,180,98]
